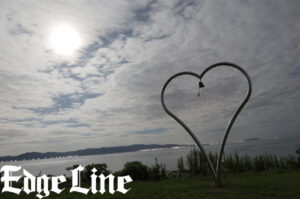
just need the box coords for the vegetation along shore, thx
[1,148,299,199]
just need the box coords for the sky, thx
[0,0,299,156]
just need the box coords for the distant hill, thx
[244,137,260,142]
[0,144,189,162]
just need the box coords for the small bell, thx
[199,81,205,88]
[198,80,205,97]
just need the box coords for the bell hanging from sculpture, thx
[198,80,205,97]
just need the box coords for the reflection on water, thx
[0,137,299,176]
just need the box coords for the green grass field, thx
[1,169,299,199]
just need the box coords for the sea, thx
[0,137,299,176]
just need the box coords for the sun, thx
[50,25,81,55]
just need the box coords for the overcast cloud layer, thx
[0,0,299,156]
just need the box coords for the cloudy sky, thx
[0,0,299,156]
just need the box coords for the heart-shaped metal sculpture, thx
[161,62,252,186]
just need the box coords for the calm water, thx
[1,137,299,176]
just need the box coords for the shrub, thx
[296,148,300,168]
[179,149,298,175]
[186,149,199,175]
[183,149,217,176]
[115,159,168,181]
[66,164,80,171]
[117,161,149,181]
[148,158,167,181]
[177,156,185,176]
[83,163,111,182]
[66,163,111,183]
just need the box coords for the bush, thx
[116,161,149,181]
[148,158,167,181]
[186,149,199,175]
[66,163,111,183]
[179,149,299,175]
[183,149,218,176]
[83,163,111,182]
[115,159,168,181]
[296,148,300,168]
[177,156,185,176]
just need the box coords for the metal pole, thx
[200,62,252,183]
[161,71,219,184]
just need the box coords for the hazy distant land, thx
[0,144,191,162]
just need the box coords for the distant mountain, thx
[0,144,189,162]
[244,137,260,142]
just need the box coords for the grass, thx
[181,149,297,176]
[1,169,299,199]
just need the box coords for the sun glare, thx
[50,25,81,55]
